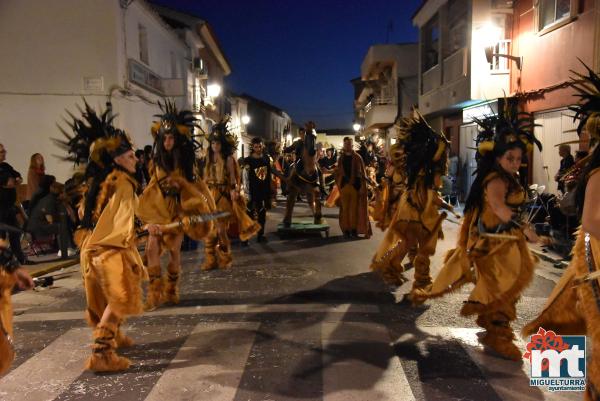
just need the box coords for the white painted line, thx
[0,328,89,401]
[322,322,416,401]
[447,327,580,401]
[14,303,379,322]
[144,322,259,401]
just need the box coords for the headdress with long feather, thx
[569,61,600,147]
[151,100,202,147]
[55,100,134,230]
[395,111,449,189]
[151,100,202,181]
[471,99,542,160]
[207,115,238,157]
[54,100,132,173]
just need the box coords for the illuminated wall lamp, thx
[484,46,523,70]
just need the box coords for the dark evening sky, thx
[151,0,423,129]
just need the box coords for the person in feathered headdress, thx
[413,99,542,361]
[57,100,146,372]
[200,117,260,270]
[137,100,216,311]
[370,141,408,232]
[523,63,600,398]
[370,111,452,296]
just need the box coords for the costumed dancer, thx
[0,237,34,375]
[371,142,407,231]
[201,119,260,270]
[335,136,372,239]
[414,103,542,360]
[58,101,146,371]
[523,64,600,399]
[243,137,272,243]
[137,101,216,310]
[370,113,451,294]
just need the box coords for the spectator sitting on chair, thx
[555,144,575,193]
[27,180,75,256]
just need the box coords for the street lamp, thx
[286,133,293,146]
[241,115,250,125]
[476,22,502,47]
[477,21,523,70]
[353,123,361,132]
[207,83,221,98]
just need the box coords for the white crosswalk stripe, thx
[322,322,416,401]
[0,328,89,401]
[1,304,586,401]
[145,322,260,401]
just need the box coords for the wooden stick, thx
[480,232,519,241]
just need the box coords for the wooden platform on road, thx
[276,220,330,238]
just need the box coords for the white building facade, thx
[0,0,226,181]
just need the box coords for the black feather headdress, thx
[207,115,238,158]
[151,100,202,148]
[569,61,600,147]
[54,100,132,173]
[151,100,202,181]
[395,111,449,189]
[472,100,542,160]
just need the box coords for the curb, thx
[529,248,568,267]
[30,259,79,278]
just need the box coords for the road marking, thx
[14,303,380,323]
[145,322,259,401]
[446,327,579,401]
[321,322,416,401]
[0,328,88,401]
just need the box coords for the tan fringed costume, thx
[137,100,217,310]
[418,171,537,360]
[335,151,372,238]
[370,177,446,291]
[523,169,600,399]
[79,170,147,371]
[370,114,449,293]
[0,243,17,375]
[137,163,216,308]
[202,155,260,269]
[371,144,407,231]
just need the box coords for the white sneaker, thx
[57,248,78,257]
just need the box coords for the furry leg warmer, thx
[164,264,180,305]
[201,236,219,271]
[86,323,131,372]
[144,265,163,311]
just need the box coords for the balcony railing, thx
[443,47,467,84]
[364,95,396,113]
[128,58,163,94]
[422,64,441,94]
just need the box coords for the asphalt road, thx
[1,200,580,401]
